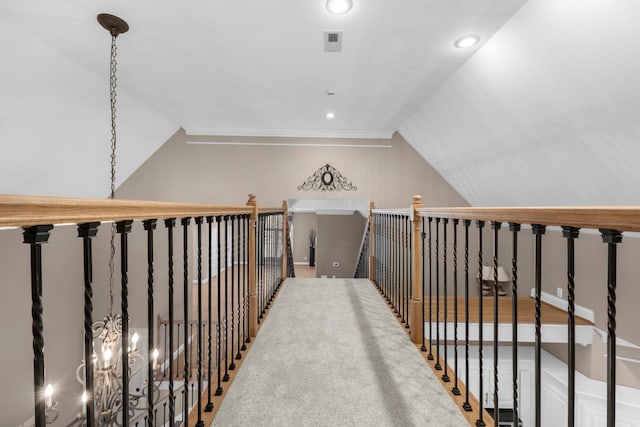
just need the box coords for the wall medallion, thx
[297,163,357,191]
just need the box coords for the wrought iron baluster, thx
[244,215,250,347]
[144,219,158,427]
[462,219,472,412]
[561,226,579,427]
[23,225,53,427]
[181,217,191,427]
[205,217,214,412]
[407,216,412,329]
[78,222,99,427]
[164,218,176,422]
[509,222,521,425]
[194,217,204,427]
[442,218,450,382]
[405,216,410,328]
[531,224,546,427]
[421,218,427,353]
[229,216,236,371]
[215,216,223,396]
[435,218,442,371]
[223,215,230,382]
[428,217,434,361]
[452,219,461,395]
[236,215,243,360]
[491,221,502,426]
[600,228,622,427]
[476,220,485,427]
[116,220,133,427]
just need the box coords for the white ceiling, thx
[0,0,525,198]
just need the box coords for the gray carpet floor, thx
[212,278,468,427]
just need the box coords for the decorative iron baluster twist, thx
[181,217,191,427]
[24,225,53,427]
[462,220,472,412]
[452,219,460,395]
[509,222,521,424]
[428,217,434,361]
[600,228,622,427]
[229,216,236,371]
[78,222,99,427]
[195,217,204,427]
[205,216,214,412]
[476,220,485,427]
[435,218,442,371]
[420,219,427,353]
[144,219,157,427]
[442,218,450,382]
[223,216,230,382]
[116,220,133,426]
[164,218,176,422]
[244,215,250,347]
[491,221,501,426]
[531,223,546,427]
[236,215,243,360]
[562,226,579,427]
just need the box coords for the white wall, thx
[400,0,640,206]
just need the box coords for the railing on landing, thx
[357,196,640,427]
[0,193,288,427]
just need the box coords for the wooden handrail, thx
[0,195,253,227]
[257,207,286,214]
[417,206,640,232]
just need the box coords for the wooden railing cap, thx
[416,206,640,232]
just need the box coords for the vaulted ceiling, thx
[3,1,638,206]
[0,0,524,198]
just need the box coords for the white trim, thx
[183,127,394,139]
[603,354,640,364]
[530,288,595,323]
[430,321,593,345]
[185,141,392,148]
[294,261,311,265]
[593,328,640,349]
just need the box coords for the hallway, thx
[212,278,467,426]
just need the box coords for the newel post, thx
[409,195,424,344]
[282,200,288,280]
[369,202,376,282]
[247,194,259,337]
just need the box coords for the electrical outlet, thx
[557,287,563,298]
[333,261,340,267]
[304,256,307,260]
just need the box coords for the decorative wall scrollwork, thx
[297,163,358,191]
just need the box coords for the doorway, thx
[288,199,370,279]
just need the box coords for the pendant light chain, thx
[108,33,118,315]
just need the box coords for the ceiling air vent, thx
[324,31,342,52]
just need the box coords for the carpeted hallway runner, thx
[212,278,468,426]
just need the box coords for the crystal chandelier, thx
[68,13,161,426]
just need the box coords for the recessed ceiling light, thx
[454,34,480,48]
[326,112,336,119]
[326,0,353,15]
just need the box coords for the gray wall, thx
[316,213,368,278]
[291,213,317,264]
